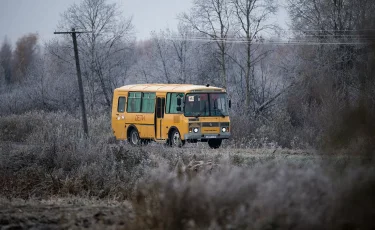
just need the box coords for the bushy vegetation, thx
[133,162,375,230]
[0,112,375,229]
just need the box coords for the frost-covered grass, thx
[0,111,374,229]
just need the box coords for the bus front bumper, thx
[184,133,231,140]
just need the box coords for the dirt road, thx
[0,200,132,230]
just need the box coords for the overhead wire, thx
[274,29,375,32]
[160,25,375,45]
[165,36,369,45]
[162,28,375,45]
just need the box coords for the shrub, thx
[131,160,375,230]
[1,111,375,230]
[0,112,44,142]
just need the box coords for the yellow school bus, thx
[111,84,231,149]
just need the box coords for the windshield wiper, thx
[195,113,201,118]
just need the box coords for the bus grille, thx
[202,122,220,127]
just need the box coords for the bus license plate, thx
[206,135,216,139]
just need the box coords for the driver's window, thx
[185,94,209,116]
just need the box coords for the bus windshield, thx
[184,93,229,117]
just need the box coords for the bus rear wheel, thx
[208,139,222,149]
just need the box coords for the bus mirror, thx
[229,99,232,109]
[177,98,182,106]
[177,107,182,112]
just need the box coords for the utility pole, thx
[54,28,90,136]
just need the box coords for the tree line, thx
[1,0,375,152]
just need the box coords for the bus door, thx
[112,93,127,140]
[155,97,166,139]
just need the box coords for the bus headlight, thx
[221,127,228,133]
[193,127,199,133]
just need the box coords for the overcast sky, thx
[0,0,288,45]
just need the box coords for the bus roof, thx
[116,84,226,93]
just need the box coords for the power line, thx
[290,34,375,37]
[167,34,375,41]
[276,29,375,32]
[165,37,368,45]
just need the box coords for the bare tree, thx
[287,0,375,36]
[286,0,375,107]
[152,31,173,83]
[130,40,155,83]
[151,25,204,84]
[170,23,195,83]
[281,0,375,149]
[45,41,82,112]
[180,0,233,89]
[58,0,135,109]
[0,38,12,85]
[230,0,277,111]
[131,25,220,87]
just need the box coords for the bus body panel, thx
[111,90,127,140]
[125,113,155,139]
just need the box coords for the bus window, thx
[156,98,165,118]
[184,94,209,116]
[127,92,141,112]
[184,93,228,117]
[117,97,126,112]
[166,92,184,114]
[209,93,229,116]
[141,93,156,113]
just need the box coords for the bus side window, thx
[127,92,141,112]
[117,97,126,113]
[166,92,183,114]
[141,93,156,113]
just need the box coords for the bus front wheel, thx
[129,129,141,146]
[208,139,222,149]
[169,129,185,147]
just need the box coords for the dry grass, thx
[130,159,375,230]
[1,111,375,229]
